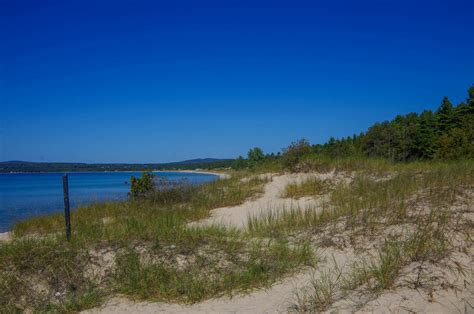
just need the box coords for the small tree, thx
[232,155,247,169]
[129,171,155,198]
[247,147,264,163]
[282,139,312,170]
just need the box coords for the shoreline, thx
[156,170,230,179]
[0,170,228,237]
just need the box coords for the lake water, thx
[0,172,218,232]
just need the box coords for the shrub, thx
[248,147,265,163]
[282,139,312,171]
[129,171,155,198]
[232,155,248,170]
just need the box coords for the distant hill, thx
[0,159,234,173]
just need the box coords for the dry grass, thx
[282,177,331,199]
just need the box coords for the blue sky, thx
[1,0,473,163]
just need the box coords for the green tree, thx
[468,84,474,106]
[435,97,455,133]
[363,122,396,160]
[435,127,472,160]
[414,110,436,159]
[247,147,264,163]
[232,155,247,169]
[282,139,311,170]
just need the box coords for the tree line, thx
[234,84,474,169]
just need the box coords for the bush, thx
[129,171,155,198]
[248,147,265,163]
[282,139,312,171]
[232,156,248,170]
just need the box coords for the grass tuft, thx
[282,177,331,199]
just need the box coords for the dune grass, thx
[1,159,472,312]
[291,209,453,312]
[249,160,474,237]
[113,239,313,303]
[0,173,318,312]
[275,161,473,312]
[282,177,331,199]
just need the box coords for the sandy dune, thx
[82,172,473,313]
[193,173,336,229]
[85,173,352,313]
[84,248,354,314]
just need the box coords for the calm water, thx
[0,172,217,232]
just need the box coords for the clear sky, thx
[1,0,473,163]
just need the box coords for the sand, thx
[84,247,357,314]
[0,232,10,242]
[155,170,230,179]
[192,172,338,229]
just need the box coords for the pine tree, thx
[467,84,474,113]
[414,110,436,159]
[435,97,455,133]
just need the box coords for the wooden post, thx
[63,174,71,241]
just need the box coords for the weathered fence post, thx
[62,174,71,241]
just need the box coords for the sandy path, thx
[193,173,332,229]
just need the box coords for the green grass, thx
[113,240,313,303]
[282,177,331,199]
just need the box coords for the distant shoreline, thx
[156,170,229,179]
[0,170,227,178]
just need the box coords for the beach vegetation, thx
[1,173,318,311]
[129,171,155,198]
[1,85,473,312]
